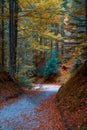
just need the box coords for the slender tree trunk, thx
[14,0,18,72]
[44,38,48,64]
[9,0,16,77]
[85,0,87,35]
[61,43,64,55]
[55,23,59,57]
[35,34,38,66]
[40,36,43,61]
[61,23,64,56]
[55,40,59,57]
[1,0,4,68]
[50,39,53,58]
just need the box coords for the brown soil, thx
[56,61,87,129]
[0,71,23,108]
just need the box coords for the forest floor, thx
[0,58,87,130]
[0,58,72,130]
[0,84,66,130]
[0,83,87,130]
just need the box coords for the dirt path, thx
[0,84,61,130]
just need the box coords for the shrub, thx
[43,56,60,77]
[17,75,33,89]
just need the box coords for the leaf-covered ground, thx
[56,61,87,130]
[0,85,63,130]
[0,60,87,130]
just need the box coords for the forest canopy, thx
[0,0,87,87]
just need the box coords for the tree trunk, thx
[14,0,18,72]
[44,38,48,64]
[1,0,4,68]
[55,40,59,57]
[61,43,64,55]
[55,23,59,57]
[9,0,16,77]
[40,36,43,61]
[85,0,87,35]
[50,39,53,58]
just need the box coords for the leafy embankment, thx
[0,71,23,103]
[56,61,87,129]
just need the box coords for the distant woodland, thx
[0,0,87,87]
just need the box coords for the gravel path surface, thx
[0,85,60,130]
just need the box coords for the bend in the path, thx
[0,84,60,130]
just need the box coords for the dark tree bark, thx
[9,0,18,77]
[9,0,15,77]
[44,38,48,64]
[55,23,59,57]
[85,0,87,35]
[1,0,5,68]
[40,36,43,61]
[55,40,59,57]
[14,0,18,72]
[61,43,64,55]
[50,39,53,58]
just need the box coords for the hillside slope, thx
[56,61,87,129]
[0,71,23,105]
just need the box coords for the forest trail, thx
[0,84,61,130]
